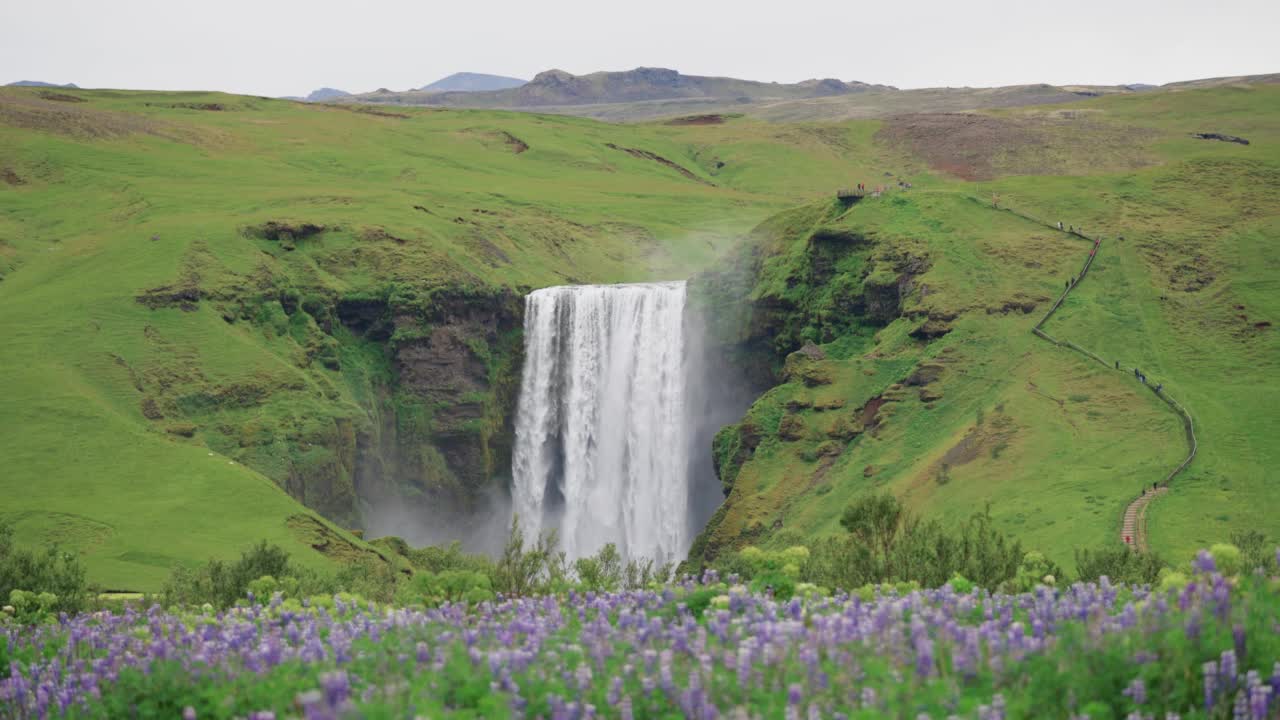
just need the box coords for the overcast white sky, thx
[3,0,1277,97]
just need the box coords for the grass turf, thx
[2,81,1278,585]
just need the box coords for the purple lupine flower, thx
[319,670,350,708]
[1194,550,1217,574]
[1123,678,1147,706]
[1205,661,1220,710]
[861,687,877,708]
[1234,689,1249,720]
[1222,650,1239,688]
[1249,685,1272,720]
[1234,624,1248,664]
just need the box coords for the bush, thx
[749,571,797,601]
[161,541,362,609]
[621,556,673,590]
[1008,552,1057,593]
[948,574,975,594]
[491,515,569,597]
[0,520,89,614]
[396,570,493,607]
[407,541,494,576]
[716,545,810,584]
[1229,530,1275,574]
[331,559,403,604]
[1074,546,1166,586]
[802,494,1029,591]
[7,589,60,623]
[682,587,720,619]
[574,543,623,592]
[1209,543,1243,576]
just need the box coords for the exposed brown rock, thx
[778,413,806,441]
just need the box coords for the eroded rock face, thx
[863,274,903,324]
[353,288,524,514]
[864,251,930,325]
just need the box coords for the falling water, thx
[511,282,693,561]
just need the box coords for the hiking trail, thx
[982,200,1198,553]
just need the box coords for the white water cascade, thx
[511,282,693,561]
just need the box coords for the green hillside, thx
[0,87,887,590]
[690,83,1280,569]
[2,81,1277,590]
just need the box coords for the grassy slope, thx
[697,84,1280,569]
[2,83,1275,587]
[0,88,888,590]
[987,87,1280,561]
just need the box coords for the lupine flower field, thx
[4,550,1280,719]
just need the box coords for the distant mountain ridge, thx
[353,67,894,108]
[7,80,78,88]
[421,72,526,92]
[343,69,1280,123]
[306,87,351,102]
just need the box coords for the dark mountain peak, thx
[531,69,576,84]
[802,78,898,92]
[619,67,681,85]
[797,78,866,95]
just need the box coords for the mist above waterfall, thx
[511,281,705,562]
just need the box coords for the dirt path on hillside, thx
[990,201,1199,553]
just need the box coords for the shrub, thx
[1209,543,1242,576]
[8,589,60,623]
[683,587,720,618]
[332,558,403,604]
[1229,530,1275,574]
[574,543,623,592]
[1074,546,1166,585]
[803,495,1029,591]
[491,515,569,597]
[749,571,797,601]
[621,556,673,590]
[0,520,89,614]
[1009,552,1057,593]
[161,541,368,608]
[407,541,494,576]
[396,570,493,607]
[948,574,975,594]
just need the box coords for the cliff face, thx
[136,277,525,531]
[684,198,931,567]
[351,288,524,516]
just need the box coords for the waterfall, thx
[511,282,693,562]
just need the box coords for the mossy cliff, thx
[135,271,525,529]
[343,286,525,519]
[686,196,934,566]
